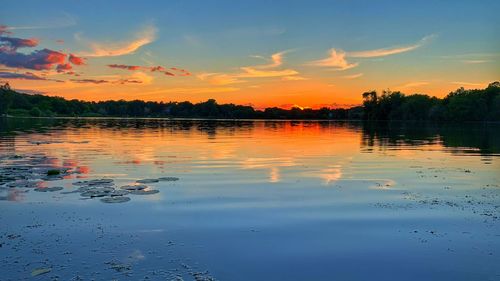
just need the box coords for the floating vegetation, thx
[0,153,179,204]
[101,196,131,203]
[34,186,63,192]
[31,267,51,277]
[109,190,129,197]
[73,179,114,186]
[120,184,148,191]
[80,188,114,198]
[105,261,132,272]
[130,189,160,195]
[136,178,159,184]
[159,176,180,181]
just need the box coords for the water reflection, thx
[0,118,498,194]
[360,121,500,157]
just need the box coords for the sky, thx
[1,0,499,109]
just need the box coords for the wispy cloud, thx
[461,60,488,64]
[140,87,240,96]
[308,49,358,70]
[199,51,300,85]
[309,35,435,71]
[0,71,62,82]
[70,78,109,84]
[76,24,157,57]
[250,50,290,69]
[451,81,487,87]
[70,72,152,85]
[397,81,430,89]
[342,73,363,79]
[347,35,436,58]
[1,13,77,31]
[237,67,298,78]
[282,76,308,81]
[108,63,190,76]
[197,73,245,85]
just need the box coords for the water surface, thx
[1,118,499,280]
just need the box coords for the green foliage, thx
[30,107,41,117]
[362,82,499,122]
[1,82,498,121]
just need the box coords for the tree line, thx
[362,82,500,121]
[1,82,499,121]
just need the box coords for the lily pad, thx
[80,188,114,198]
[158,176,180,181]
[101,196,131,203]
[136,178,159,184]
[120,184,147,191]
[130,189,160,195]
[109,190,129,196]
[34,186,64,192]
[31,267,51,276]
[72,179,114,186]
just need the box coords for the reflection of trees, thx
[361,121,500,155]
[0,118,257,138]
[2,118,499,156]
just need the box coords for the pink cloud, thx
[68,54,86,65]
[107,63,189,77]
[108,64,141,70]
[56,63,73,73]
[0,48,66,70]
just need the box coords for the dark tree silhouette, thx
[1,82,499,121]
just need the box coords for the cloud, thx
[116,78,143,84]
[71,78,108,84]
[142,87,240,95]
[0,48,67,70]
[282,76,308,81]
[77,24,157,57]
[309,35,435,70]
[397,81,429,89]
[199,51,300,85]
[2,13,77,31]
[237,67,298,78]
[0,36,39,52]
[461,60,488,64]
[347,35,436,58]
[342,73,363,79]
[451,81,486,87]
[0,32,84,73]
[308,49,358,70]
[197,73,245,85]
[128,71,153,84]
[69,71,152,85]
[0,25,13,36]
[107,63,191,77]
[56,63,72,73]
[108,64,142,70]
[68,54,86,65]
[0,71,62,82]
[251,50,290,69]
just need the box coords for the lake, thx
[0,118,499,281]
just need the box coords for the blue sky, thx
[1,0,499,107]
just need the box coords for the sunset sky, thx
[1,0,499,109]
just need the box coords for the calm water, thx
[1,118,499,281]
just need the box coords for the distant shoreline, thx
[1,82,499,122]
[3,116,500,124]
